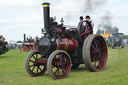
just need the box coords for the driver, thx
[77,16,84,33]
[82,15,94,33]
[80,15,94,41]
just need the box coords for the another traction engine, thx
[20,34,37,52]
[0,35,9,55]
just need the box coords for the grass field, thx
[0,46,128,85]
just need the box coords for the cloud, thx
[0,0,44,41]
[0,0,128,41]
[103,0,128,33]
[0,0,42,7]
[48,0,107,27]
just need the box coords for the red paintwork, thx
[20,42,36,52]
[80,28,93,41]
[56,27,63,35]
[35,59,48,64]
[56,38,78,52]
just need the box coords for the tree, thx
[16,41,23,43]
[96,29,101,35]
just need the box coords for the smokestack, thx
[42,3,50,31]
[24,34,26,42]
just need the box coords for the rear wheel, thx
[82,34,108,71]
[47,50,71,79]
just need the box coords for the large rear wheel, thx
[82,34,108,71]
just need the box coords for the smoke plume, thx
[97,11,115,33]
[51,0,106,24]
[83,0,106,12]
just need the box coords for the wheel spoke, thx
[94,41,98,48]
[99,55,104,62]
[91,49,97,54]
[54,68,59,74]
[62,68,65,74]
[32,55,36,60]
[29,59,34,63]
[37,67,39,73]
[97,40,100,46]
[91,44,96,49]
[38,66,42,71]
[29,64,34,67]
[32,66,35,71]
[57,69,60,75]
[59,55,63,62]
[35,54,38,59]
[99,47,104,50]
[100,54,104,57]
[63,61,68,65]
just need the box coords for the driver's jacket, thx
[80,20,94,34]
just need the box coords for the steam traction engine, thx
[20,34,37,52]
[25,3,108,79]
[111,34,124,49]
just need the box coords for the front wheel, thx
[82,34,108,72]
[25,51,47,76]
[47,50,71,79]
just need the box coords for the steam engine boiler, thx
[25,3,108,79]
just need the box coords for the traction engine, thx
[25,3,108,79]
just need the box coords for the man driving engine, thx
[80,15,94,41]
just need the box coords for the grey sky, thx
[0,0,128,41]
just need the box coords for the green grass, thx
[0,46,128,85]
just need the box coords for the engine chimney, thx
[42,3,50,31]
[24,34,26,42]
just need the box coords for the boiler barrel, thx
[56,38,78,52]
[37,37,78,55]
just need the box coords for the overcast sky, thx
[0,0,128,42]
